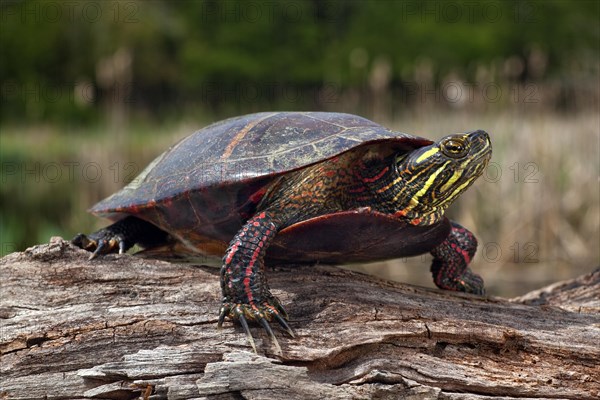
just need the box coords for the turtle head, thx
[392,130,492,225]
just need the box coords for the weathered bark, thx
[1,237,598,400]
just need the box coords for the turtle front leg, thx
[430,221,485,295]
[218,211,294,352]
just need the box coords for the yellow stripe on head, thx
[439,169,462,193]
[415,147,439,164]
[445,178,474,203]
[395,161,448,208]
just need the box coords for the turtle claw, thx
[118,239,127,254]
[259,317,282,355]
[90,239,106,260]
[238,314,257,354]
[89,250,99,261]
[218,300,292,353]
[274,313,295,338]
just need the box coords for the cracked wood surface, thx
[1,237,599,399]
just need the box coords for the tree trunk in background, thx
[1,238,598,399]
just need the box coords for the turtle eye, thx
[440,137,468,158]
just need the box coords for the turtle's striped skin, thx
[72,112,492,351]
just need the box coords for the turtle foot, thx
[435,268,486,295]
[457,269,485,295]
[71,231,127,259]
[218,298,294,354]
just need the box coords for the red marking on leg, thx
[243,262,256,304]
[243,225,269,305]
[451,242,471,263]
[225,241,239,264]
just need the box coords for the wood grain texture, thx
[1,237,598,399]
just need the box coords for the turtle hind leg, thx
[430,221,485,295]
[72,216,168,259]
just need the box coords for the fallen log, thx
[1,237,598,399]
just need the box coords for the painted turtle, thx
[73,112,492,351]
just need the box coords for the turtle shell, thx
[90,112,439,259]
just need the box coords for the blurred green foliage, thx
[1,0,598,122]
